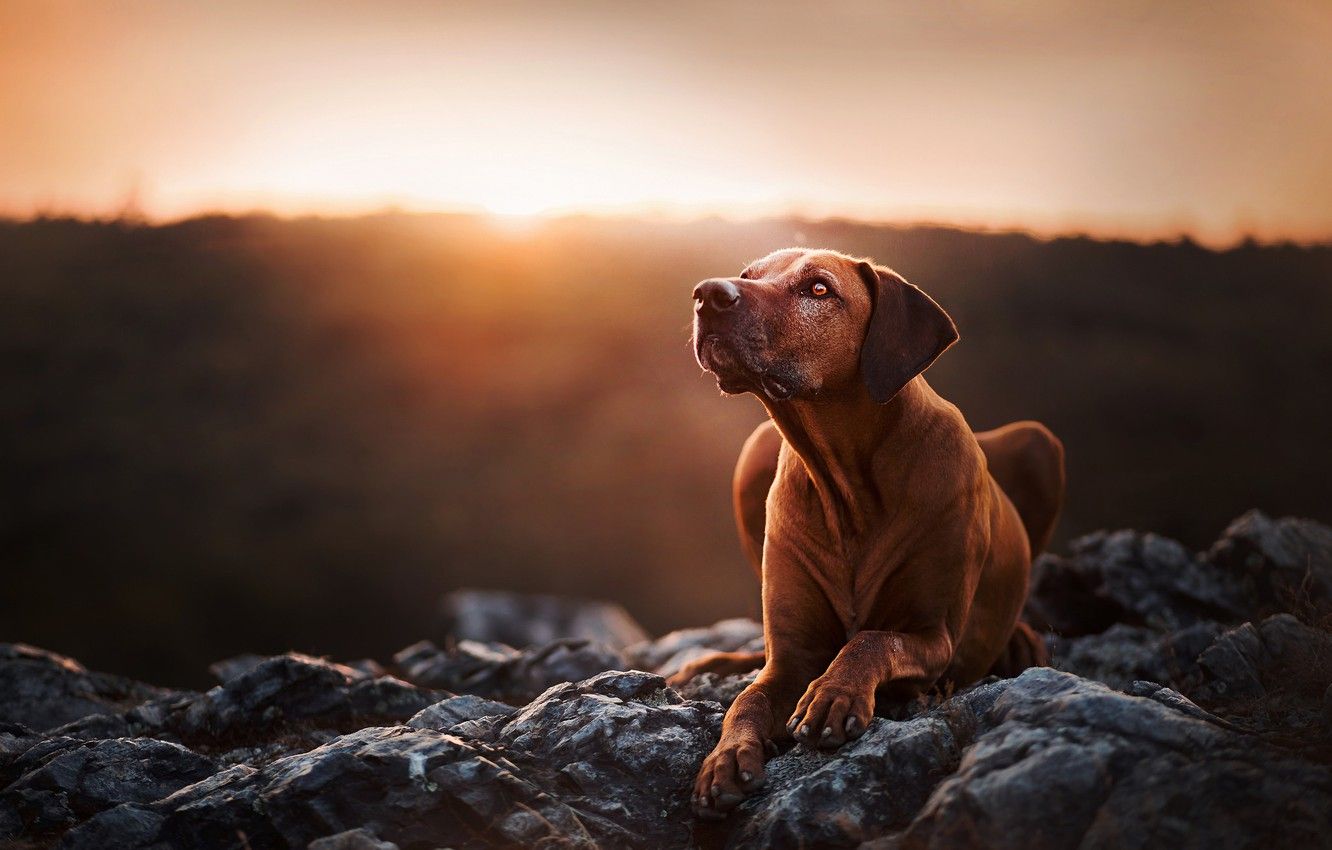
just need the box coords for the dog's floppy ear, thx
[856,262,958,404]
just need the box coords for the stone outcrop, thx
[2,511,1329,848]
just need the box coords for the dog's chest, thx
[780,508,907,636]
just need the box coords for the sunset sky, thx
[2,0,1329,244]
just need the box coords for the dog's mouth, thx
[696,334,794,402]
[758,374,794,401]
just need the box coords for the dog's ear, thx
[856,262,958,404]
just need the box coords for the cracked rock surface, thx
[3,511,1330,848]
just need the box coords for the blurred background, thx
[2,2,1330,686]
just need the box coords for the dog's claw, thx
[715,790,744,808]
[821,726,832,739]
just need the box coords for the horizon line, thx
[4,203,1331,253]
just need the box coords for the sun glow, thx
[3,2,1332,246]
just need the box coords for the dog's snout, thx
[694,279,742,314]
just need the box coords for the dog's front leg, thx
[689,556,838,818]
[690,661,815,819]
[787,626,953,748]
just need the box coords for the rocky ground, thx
[2,509,1330,849]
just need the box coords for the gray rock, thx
[626,617,764,676]
[673,671,757,709]
[394,637,627,703]
[1189,614,1332,738]
[725,678,1009,848]
[9,514,1332,849]
[1205,510,1332,619]
[207,653,268,685]
[0,736,215,839]
[308,827,400,849]
[894,668,1332,850]
[394,638,518,684]
[0,644,168,732]
[439,588,649,649]
[0,723,41,784]
[47,653,448,756]
[174,653,444,742]
[1051,621,1224,691]
[490,670,722,845]
[64,670,722,850]
[406,694,514,731]
[1026,530,1249,637]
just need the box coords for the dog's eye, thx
[809,281,830,297]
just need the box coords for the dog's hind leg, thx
[666,650,766,687]
[987,620,1050,677]
[668,422,780,687]
[976,420,1065,556]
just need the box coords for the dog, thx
[677,248,1064,819]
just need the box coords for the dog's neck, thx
[761,376,937,539]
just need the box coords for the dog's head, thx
[692,248,957,404]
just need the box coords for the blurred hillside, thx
[2,214,1329,686]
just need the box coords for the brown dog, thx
[676,248,1064,819]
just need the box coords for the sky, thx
[1,0,1329,245]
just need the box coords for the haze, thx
[3,0,1329,245]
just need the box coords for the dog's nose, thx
[693,279,741,314]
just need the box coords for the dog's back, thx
[733,418,1065,568]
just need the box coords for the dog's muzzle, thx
[692,281,795,400]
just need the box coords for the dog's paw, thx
[665,664,698,688]
[787,676,873,749]
[690,734,768,820]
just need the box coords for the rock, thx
[207,654,268,685]
[65,671,722,850]
[0,737,215,839]
[1050,621,1224,691]
[0,723,40,795]
[1124,682,1241,729]
[172,653,444,743]
[0,644,168,732]
[1189,614,1332,738]
[1026,531,1249,637]
[672,671,757,709]
[406,694,514,731]
[724,667,1332,848]
[892,668,1332,850]
[1029,513,1332,643]
[724,678,1009,848]
[38,653,447,755]
[394,638,518,684]
[1205,510,1332,620]
[490,670,721,845]
[626,617,764,676]
[308,827,401,849]
[5,514,1332,849]
[394,637,627,703]
[438,588,649,649]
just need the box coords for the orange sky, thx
[2,1,1330,245]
